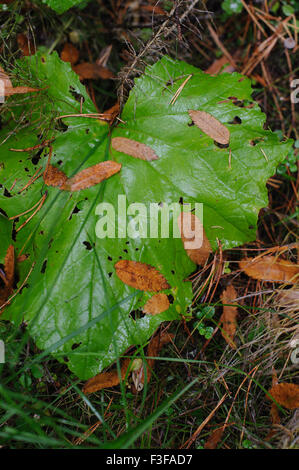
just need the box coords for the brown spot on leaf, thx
[115,260,170,292]
[143,293,170,315]
[188,110,230,145]
[112,137,159,161]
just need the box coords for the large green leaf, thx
[41,0,89,14]
[0,53,291,379]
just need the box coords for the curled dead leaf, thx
[115,260,170,292]
[112,137,159,161]
[178,212,211,265]
[132,330,174,392]
[62,161,121,191]
[83,358,131,394]
[188,110,230,145]
[220,284,238,349]
[73,62,114,80]
[61,43,79,65]
[143,293,170,315]
[267,383,299,410]
[239,256,299,284]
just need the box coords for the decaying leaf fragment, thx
[220,284,238,349]
[43,165,68,188]
[60,43,79,65]
[267,383,299,410]
[0,245,15,314]
[132,330,174,392]
[73,62,114,80]
[266,372,281,441]
[43,161,121,191]
[143,293,170,315]
[178,212,211,265]
[115,260,170,292]
[112,137,159,161]
[62,161,122,191]
[239,256,299,284]
[0,66,39,96]
[188,110,230,145]
[17,33,36,57]
[82,358,131,394]
[204,426,225,449]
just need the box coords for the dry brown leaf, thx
[115,260,170,292]
[112,137,159,161]
[188,110,230,145]
[62,161,121,191]
[133,331,174,391]
[73,62,114,80]
[61,43,79,65]
[143,293,170,315]
[17,33,36,56]
[4,245,14,291]
[178,212,211,265]
[266,372,281,441]
[0,245,15,314]
[204,426,224,449]
[43,164,68,188]
[220,284,238,349]
[102,102,120,125]
[205,57,231,75]
[82,358,131,394]
[239,256,299,284]
[267,383,299,410]
[44,161,121,191]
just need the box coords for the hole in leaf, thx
[214,141,229,149]
[32,148,43,165]
[55,119,68,133]
[69,86,85,103]
[41,259,47,273]
[83,241,92,250]
[3,188,12,198]
[228,116,242,124]
[168,294,174,304]
[69,204,81,220]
